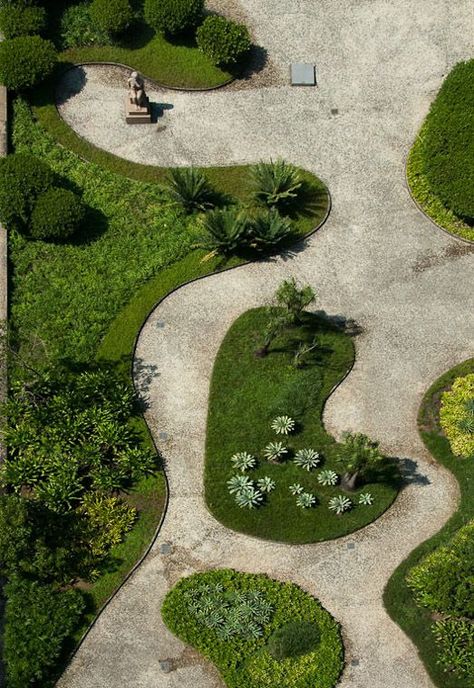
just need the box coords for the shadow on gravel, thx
[398,457,431,486]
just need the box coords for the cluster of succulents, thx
[227,473,275,508]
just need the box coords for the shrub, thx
[60,2,111,49]
[144,0,204,35]
[317,469,338,486]
[30,187,86,241]
[267,621,320,660]
[0,152,55,231]
[167,167,215,213]
[250,159,303,211]
[433,618,474,681]
[3,578,85,688]
[440,373,474,458]
[249,209,293,250]
[422,60,474,221]
[198,206,250,255]
[196,15,251,66]
[0,35,56,90]
[0,4,46,38]
[78,493,136,559]
[90,0,133,35]
[263,441,287,462]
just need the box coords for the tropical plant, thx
[275,277,316,324]
[0,4,46,38]
[144,0,204,35]
[317,469,338,486]
[440,373,474,458]
[0,35,56,90]
[235,486,263,509]
[358,492,374,505]
[271,415,295,435]
[256,476,275,493]
[289,483,303,495]
[167,167,215,214]
[294,448,320,471]
[78,493,136,559]
[296,492,316,509]
[230,451,256,472]
[30,187,86,241]
[198,206,250,257]
[226,474,253,494]
[0,153,55,232]
[337,431,384,491]
[263,441,288,462]
[249,208,293,250]
[254,310,292,358]
[196,16,251,66]
[250,159,303,211]
[328,495,352,514]
[90,0,133,34]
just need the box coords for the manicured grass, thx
[205,308,399,543]
[407,126,474,243]
[162,569,344,688]
[384,358,474,688]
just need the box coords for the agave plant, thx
[256,476,276,493]
[235,486,264,509]
[227,474,253,494]
[249,209,293,250]
[250,159,302,211]
[289,482,304,495]
[296,492,316,509]
[167,167,215,213]
[271,415,295,435]
[358,492,374,505]
[317,469,339,486]
[328,495,352,514]
[263,441,288,462]
[198,207,250,257]
[294,448,321,471]
[230,452,256,472]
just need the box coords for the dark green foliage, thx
[433,619,474,682]
[0,152,55,231]
[90,0,134,35]
[0,35,56,90]
[267,621,320,660]
[196,16,251,66]
[0,4,46,38]
[199,206,250,255]
[60,2,111,49]
[337,432,385,489]
[275,277,316,323]
[249,209,293,251]
[31,187,86,240]
[251,159,303,211]
[3,577,84,688]
[422,60,474,221]
[144,0,204,35]
[167,167,215,213]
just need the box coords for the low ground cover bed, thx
[205,307,399,543]
[162,569,344,688]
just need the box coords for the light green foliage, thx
[317,470,338,486]
[90,0,133,35]
[440,374,474,458]
[433,619,474,681]
[0,35,56,90]
[294,448,320,471]
[337,431,384,483]
[328,495,352,514]
[231,452,256,472]
[235,486,263,509]
[296,492,316,509]
[271,415,295,435]
[167,167,216,213]
[263,441,288,462]
[289,483,303,495]
[60,2,111,49]
[358,492,374,505]
[275,277,316,324]
[227,474,252,494]
[78,493,137,559]
[257,476,275,493]
[162,569,343,688]
[249,209,293,251]
[196,15,251,66]
[251,159,303,211]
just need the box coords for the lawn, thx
[384,358,474,688]
[205,308,399,543]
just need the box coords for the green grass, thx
[205,308,399,543]
[407,125,474,243]
[384,358,474,688]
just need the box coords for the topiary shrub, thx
[144,0,204,35]
[0,35,56,90]
[267,621,321,660]
[440,373,474,458]
[196,16,251,66]
[89,0,134,35]
[30,187,86,241]
[0,4,46,39]
[0,153,55,231]
[60,2,111,49]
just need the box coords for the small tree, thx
[276,278,315,323]
[90,0,133,36]
[196,16,251,66]
[337,432,384,491]
[254,310,291,358]
[144,0,203,35]
[0,35,56,90]
[0,153,55,231]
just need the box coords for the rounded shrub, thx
[89,0,133,35]
[60,2,111,49]
[144,0,204,35]
[0,5,47,39]
[31,188,86,241]
[267,621,321,660]
[0,153,55,231]
[0,35,56,90]
[196,16,251,66]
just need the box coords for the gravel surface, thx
[57,2,474,687]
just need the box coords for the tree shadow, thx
[398,457,432,486]
[55,64,88,107]
[133,356,160,405]
[229,45,269,81]
[117,21,155,50]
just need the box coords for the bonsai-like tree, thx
[275,278,315,324]
[337,432,384,491]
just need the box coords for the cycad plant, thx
[250,159,302,211]
[328,495,352,514]
[296,492,316,509]
[230,452,256,472]
[263,441,288,462]
[198,206,250,257]
[294,448,320,471]
[167,167,215,213]
[249,209,293,250]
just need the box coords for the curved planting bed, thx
[162,569,344,688]
[205,307,399,543]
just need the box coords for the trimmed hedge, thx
[196,16,251,66]
[144,0,204,35]
[422,60,474,221]
[0,4,46,38]
[90,0,134,35]
[162,569,343,688]
[31,187,86,240]
[0,152,55,231]
[0,35,56,90]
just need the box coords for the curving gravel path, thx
[57,2,474,687]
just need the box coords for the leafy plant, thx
[328,495,352,514]
[250,159,303,211]
[226,474,253,494]
[198,206,250,257]
[256,476,275,493]
[317,469,338,486]
[294,448,320,471]
[230,452,256,472]
[144,0,204,35]
[432,618,474,681]
[90,0,133,35]
[275,277,316,324]
[296,492,316,509]
[249,209,293,250]
[167,167,215,214]
[0,4,46,39]
[271,415,295,435]
[78,493,136,559]
[235,486,263,509]
[358,492,374,505]
[337,431,384,491]
[263,441,288,462]
[0,35,56,90]
[60,2,111,49]
[440,373,474,458]
[196,15,251,66]
[289,483,303,495]
[30,187,86,241]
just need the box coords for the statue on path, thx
[127,71,147,109]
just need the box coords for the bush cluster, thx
[0,4,46,39]
[197,16,251,65]
[30,187,86,240]
[60,2,112,49]
[422,59,474,221]
[144,0,204,35]
[439,373,474,458]
[0,35,56,90]
[90,0,134,36]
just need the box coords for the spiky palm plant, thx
[230,452,256,472]
[249,209,293,250]
[198,206,250,257]
[317,469,339,486]
[358,492,374,505]
[263,441,288,462]
[167,167,215,213]
[227,474,253,494]
[328,495,352,514]
[256,476,276,493]
[271,415,295,435]
[235,486,263,509]
[296,492,316,509]
[250,159,302,211]
[289,482,304,495]
[294,448,320,471]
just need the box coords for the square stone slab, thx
[290,63,316,86]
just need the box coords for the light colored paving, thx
[57,2,474,687]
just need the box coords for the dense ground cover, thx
[162,569,344,688]
[205,308,399,543]
[384,358,474,688]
